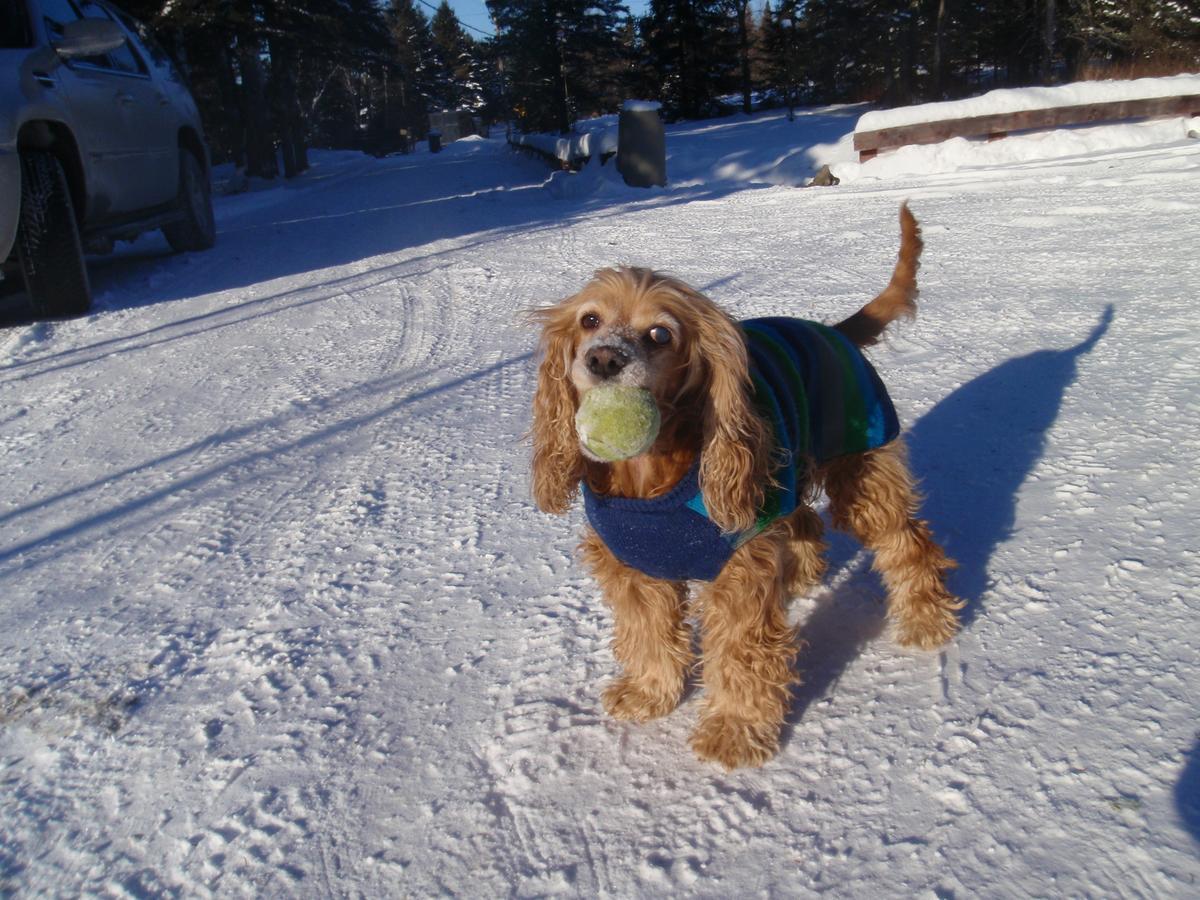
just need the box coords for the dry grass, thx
[1075,54,1200,82]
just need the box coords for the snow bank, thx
[514,79,1198,190]
[835,114,1200,183]
[511,105,667,165]
[857,73,1200,132]
[510,118,619,164]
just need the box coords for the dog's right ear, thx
[528,303,585,514]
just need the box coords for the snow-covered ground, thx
[1,106,1199,896]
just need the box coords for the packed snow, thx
[1,96,1199,896]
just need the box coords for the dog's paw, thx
[895,596,963,649]
[690,713,780,770]
[602,677,680,722]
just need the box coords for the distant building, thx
[428,111,485,143]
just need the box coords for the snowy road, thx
[2,123,1199,896]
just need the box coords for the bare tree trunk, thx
[736,0,752,114]
[237,36,278,179]
[1041,0,1057,83]
[268,34,308,178]
[896,1,920,105]
[215,41,245,168]
[933,0,949,98]
[551,30,571,134]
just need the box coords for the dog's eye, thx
[647,326,672,346]
[581,313,601,330]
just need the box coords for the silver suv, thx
[1,0,215,316]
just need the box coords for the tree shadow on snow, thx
[0,352,533,569]
[785,306,1113,730]
[1,146,782,328]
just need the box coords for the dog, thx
[529,204,962,769]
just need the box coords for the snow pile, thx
[511,103,662,166]
[837,113,1200,182]
[857,73,1200,132]
[543,150,631,199]
[510,116,620,164]
[511,77,1199,190]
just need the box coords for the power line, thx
[414,0,496,38]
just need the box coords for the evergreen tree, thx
[761,0,808,116]
[430,1,483,111]
[567,0,634,117]
[642,0,740,120]
[387,0,438,141]
[121,0,393,171]
[729,0,758,113]
[1064,0,1200,76]
[487,0,629,132]
[106,0,1200,152]
[472,37,510,122]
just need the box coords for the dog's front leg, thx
[581,530,692,722]
[691,527,799,769]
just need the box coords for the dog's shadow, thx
[1177,735,1200,846]
[786,306,1114,727]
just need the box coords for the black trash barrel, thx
[616,101,666,188]
[429,130,442,153]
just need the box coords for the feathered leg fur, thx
[785,504,828,596]
[822,440,962,649]
[690,523,799,769]
[581,530,693,721]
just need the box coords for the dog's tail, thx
[834,203,923,348]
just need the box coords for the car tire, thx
[16,150,92,318]
[163,149,215,252]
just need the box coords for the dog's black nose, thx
[586,346,629,379]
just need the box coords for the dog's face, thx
[530,267,771,532]
[559,269,699,433]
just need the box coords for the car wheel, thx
[163,149,215,252]
[16,150,92,318]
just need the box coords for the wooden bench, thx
[854,93,1200,162]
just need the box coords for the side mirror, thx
[53,19,126,58]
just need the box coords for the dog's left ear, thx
[686,294,772,534]
[528,302,585,514]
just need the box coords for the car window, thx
[108,5,184,85]
[77,1,145,75]
[40,0,84,37]
[1,0,34,48]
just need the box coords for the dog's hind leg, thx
[691,525,798,769]
[824,440,962,649]
[581,530,692,722]
[784,505,828,596]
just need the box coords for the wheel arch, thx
[177,126,209,174]
[17,120,86,221]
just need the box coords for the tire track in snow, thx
[1,270,478,894]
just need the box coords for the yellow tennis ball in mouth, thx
[575,385,662,461]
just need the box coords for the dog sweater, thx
[582,317,900,582]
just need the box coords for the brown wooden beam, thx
[853,92,1200,158]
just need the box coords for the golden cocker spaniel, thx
[529,205,962,769]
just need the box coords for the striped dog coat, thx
[583,317,900,581]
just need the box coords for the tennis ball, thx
[575,385,661,461]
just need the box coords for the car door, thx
[39,0,174,217]
[80,2,177,208]
[34,0,122,217]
